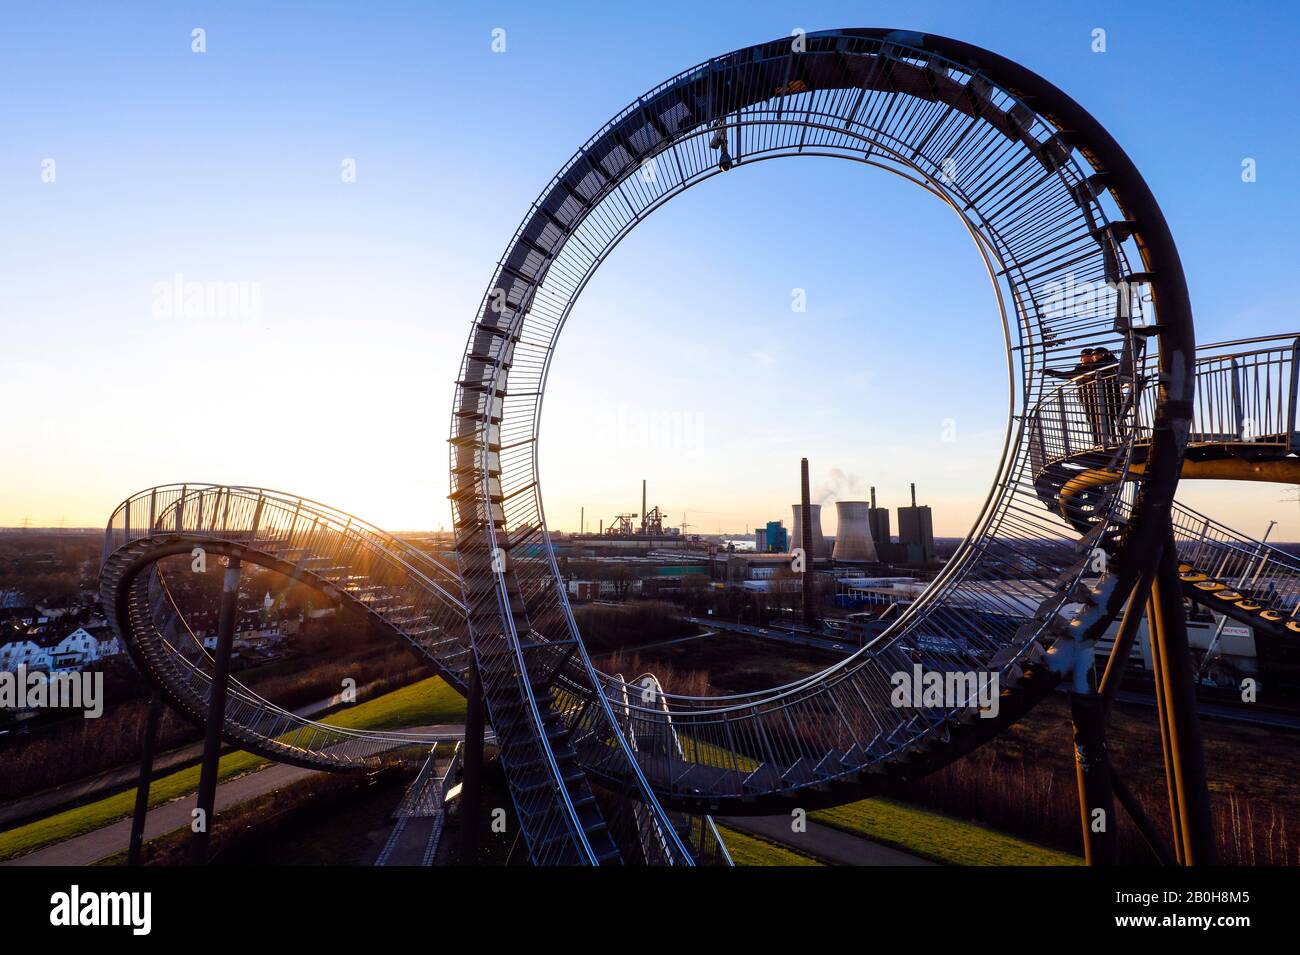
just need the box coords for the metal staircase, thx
[97,32,1297,864]
[606,673,733,865]
[1171,503,1300,635]
[1029,334,1300,634]
[375,743,461,866]
[101,331,1300,837]
[100,486,475,771]
[439,27,1169,826]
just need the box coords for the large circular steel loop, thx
[449,27,1194,793]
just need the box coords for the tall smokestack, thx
[911,482,917,508]
[580,507,584,536]
[642,479,647,533]
[867,488,891,559]
[833,502,878,562]
[800,458,815,628]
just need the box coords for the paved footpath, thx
[0,681,397,830]
[720,814,935,866]
[3,724,464,867]
[7,730,933,867]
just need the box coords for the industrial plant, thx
[755,477,937,569]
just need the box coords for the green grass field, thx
[1,672,1080,867]
[319,675,465,731]
[0,676,465,863]
[811,797,1081,866]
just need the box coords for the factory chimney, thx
[867,485,892,560]
[800,458,816,628]
[833,501,878,562]
[641,479,647,533]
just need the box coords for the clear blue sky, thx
[1,1,1297,539]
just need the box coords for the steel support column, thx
[459,666,485,864]
[1113,770,1176,865]
[1147,530,1216,864]
[1070,691,1117,865]
[127,693,164,866]
[190,555,240,865]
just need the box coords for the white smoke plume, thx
[816,468,866,505]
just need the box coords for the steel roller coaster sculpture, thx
[101,30,1300,866]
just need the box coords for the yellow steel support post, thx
[1148,531,1216,864]
[1146,590,1185,864]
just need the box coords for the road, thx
[7,706,933,867]
[719,815,933,866]
[620,630,717,653]
[1111,688,1300,731]
[2,724,464,867]
[686,617,853,654]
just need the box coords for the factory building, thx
[897,483,936,563]
[725,552,814,582]
[753,520,787,553]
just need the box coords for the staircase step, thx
[742,763,783,795]
[813,749,849,779]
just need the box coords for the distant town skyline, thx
[3,2,1298,542]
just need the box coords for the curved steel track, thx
[99,339,1300,782]
[445,28,1193,862]
[99,30,1293,865]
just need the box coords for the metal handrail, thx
[1029,334,1300,477]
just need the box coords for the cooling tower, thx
[790,504,829,557]
[832,501,878,562]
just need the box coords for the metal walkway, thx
[97,30,1287,865]
[374,743,461,867]
[1029,333,1300,643]
[99,332,1295,842]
